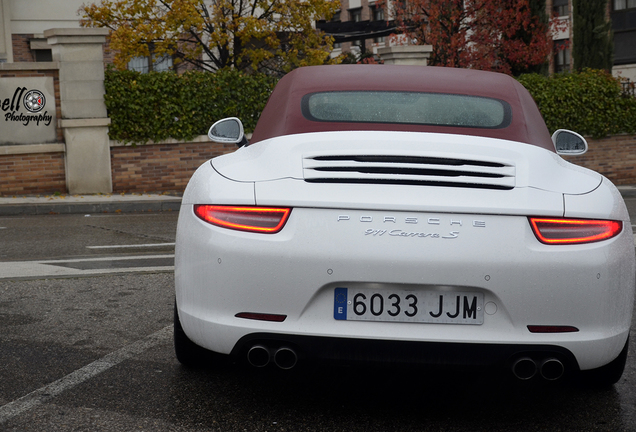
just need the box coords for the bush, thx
[517,69,636,138]
[105,68,278,144]
[105,67,636,143]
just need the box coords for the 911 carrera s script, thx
[365,229,460,239]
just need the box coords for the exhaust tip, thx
[540,358,564,381]
[512,357,537,380]
[247,345,271,367]
[274,347,298,370]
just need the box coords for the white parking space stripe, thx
[86,243,175,249]
[0,254,174,280]
[0,325,172,425]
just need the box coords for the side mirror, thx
[552,129,588,155]
[208,117,248,147]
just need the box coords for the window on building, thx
[373,6,384,21]
[34,49,52,62]
[349,8,362,22]
[331,10,341,22]
[29,38,53,62]
[553,0,569,16]
[370,6,386,44]
[615,0,636,10]
[554,44,571,73]
[128,53,173,73]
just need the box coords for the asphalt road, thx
[1,206,636,431]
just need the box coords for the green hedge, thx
[104,67,636,143]
[104,68,278,144]
[517,69,636,139]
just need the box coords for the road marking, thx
[0,325,172,425]
[0,254,174,280]
[86,242,175,249]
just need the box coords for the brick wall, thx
[11,34,34,62]
[110,140,236,193]
[0,152,66,195]
[108,134,636,193]
[3,134,636,197]
[563,135,636,185]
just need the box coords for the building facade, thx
[316,0,397,60]
[0,1,633,77]
[0,0,89,63]
[612,0,636,80]
[319,0,636,80]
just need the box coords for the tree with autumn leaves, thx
[79,0,339,75]
[389,0,557,75]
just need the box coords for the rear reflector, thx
[527,325,579,333]
[529,217,622,245]
[235,312,287,322]
[194,205,291,233]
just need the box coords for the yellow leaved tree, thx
[79,0,339,75]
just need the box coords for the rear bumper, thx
[175,205,635,371]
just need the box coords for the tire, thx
[174,301,224,368]
[580,336,629,387]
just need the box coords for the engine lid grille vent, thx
[303,155,516,190]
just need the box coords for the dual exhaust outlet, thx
[247,345,298,370]
[512,357,565,381]
[249,346,564,378]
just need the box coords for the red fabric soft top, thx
[250,64,555,152]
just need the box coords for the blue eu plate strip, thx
[334,287,348,320]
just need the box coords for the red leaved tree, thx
[389,0,558,75]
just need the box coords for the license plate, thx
[334,287,484,325]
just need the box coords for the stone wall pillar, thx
[0,0,12,62]
[44,28,111,194]
[377,45,433,66]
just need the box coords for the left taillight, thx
[529,217,622,245]
[194,205,291,233]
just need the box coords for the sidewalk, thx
[0,193,182,216]
[1,186,636,216]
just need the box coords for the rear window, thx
[302,91,511,129]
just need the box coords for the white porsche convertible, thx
[174,65,635,385]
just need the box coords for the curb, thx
[617,186,636,199]
[0,198,181,216]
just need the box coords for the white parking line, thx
[0,254,174,280]
[0,325,172,425]
[86,243,175,249]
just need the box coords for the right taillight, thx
[529,217,622,245]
